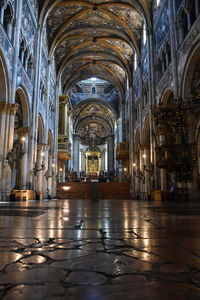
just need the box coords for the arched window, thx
[161,51,166,74]
[3,3,13,40]
[165,42,171,67]
[27,56,33,80]
[40,82,45,103]
[178,8,188,45]
[185,0,196,28]
[19,39,25,65]
[92,86,96,94]
[24,48,29,71]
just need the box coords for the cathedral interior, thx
[0,0,200,298]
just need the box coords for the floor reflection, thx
[0,199,200,298]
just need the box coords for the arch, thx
[159,87,174,107]
[0,49,10,101]
[181,42,200,99]
[73,97,117,119]
[38,113,45,144]
[15,86,30,127]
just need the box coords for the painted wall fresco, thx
[79,122,107,139]
[154,3,169,56]
[21,0,36,55]
[0,25,14,82]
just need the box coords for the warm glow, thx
[52,164,55,167]
[133,163,136,167]
[59,168,63,171]
[63,186,70,191]
[41,152,45,156]
[21,137,26,142]
[124,168,127,171]
[143,154,146,158]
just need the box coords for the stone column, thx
[107,134,114,176]
[148,29,158,190]
[36,144,45,197]
[11,0,23,103]
[168,0,178,97]
[0,102,8,199]
[0,102,18,199]
[143,148,150,194]
[52,83,60,197]
[73,134,80,174]
[159,130,167,191]
[43,144,50,198]
[47,152,53,197]
[0,2,4,24]
[195,0,200,16]
[18,127,30,190]
[29,25,42,192]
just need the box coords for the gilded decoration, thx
[151,97,196,180]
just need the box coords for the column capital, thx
[0,101,8,112]
[37,143,46,151]
[157,128,167,136]
[10,103,19,115]
[140,143,150,150]
[44,144,50,151]
[17,127,31,137]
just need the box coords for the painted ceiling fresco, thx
[39,1,151,97]
[74,102,115,132]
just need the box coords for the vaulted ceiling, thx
[39,1,152,98]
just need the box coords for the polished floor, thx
[0,198,200,299]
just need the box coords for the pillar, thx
[36,143,45,197]
[195,0,200,16]
[42,144,50,198]
[159,130,167,191]
[73,134,80,174]
[47,152,53,197]
[107,134,114,176]
[168,0,178,97]
[17,127,30,190]
[143,147,150,193]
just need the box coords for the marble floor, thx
[0,198,200,299]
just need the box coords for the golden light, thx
[124,168,127,171]
[21,137,26,142]
[59,168,63,171]
[133,163,136,167]
[63,186,70,191]
[143,154,146,158]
